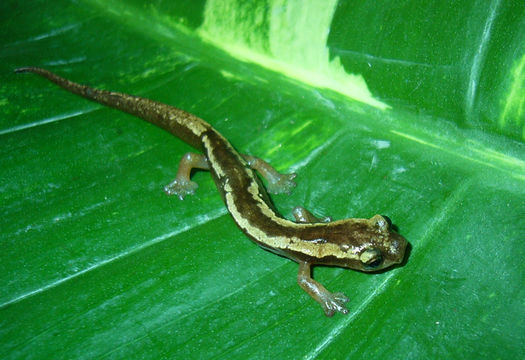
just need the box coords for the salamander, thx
[15,67,408,316]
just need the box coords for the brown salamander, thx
[16,67,407,316]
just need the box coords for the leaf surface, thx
[1,1,524,359]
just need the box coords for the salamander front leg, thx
[292,206,332,223]
[243,155,296,194]
[297,261,349,317]
[164,153,209,200]
[293,207,348,316]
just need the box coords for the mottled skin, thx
[16,67,408,316]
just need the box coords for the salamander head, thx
[353,215,407,272]
[318,215,408,272]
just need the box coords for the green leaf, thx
[1,0,524,359]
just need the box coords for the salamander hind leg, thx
[297,261,349,317]
[164,153,209,200]
[292,207,332,223]
[243,155,296,194]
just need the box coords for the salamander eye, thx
[370,215,389,232]
[367,256,383,269]
[360,248,383,269]
[381,215,392,228]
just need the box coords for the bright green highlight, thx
[199,0,389,110]
[499,54,525,139]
